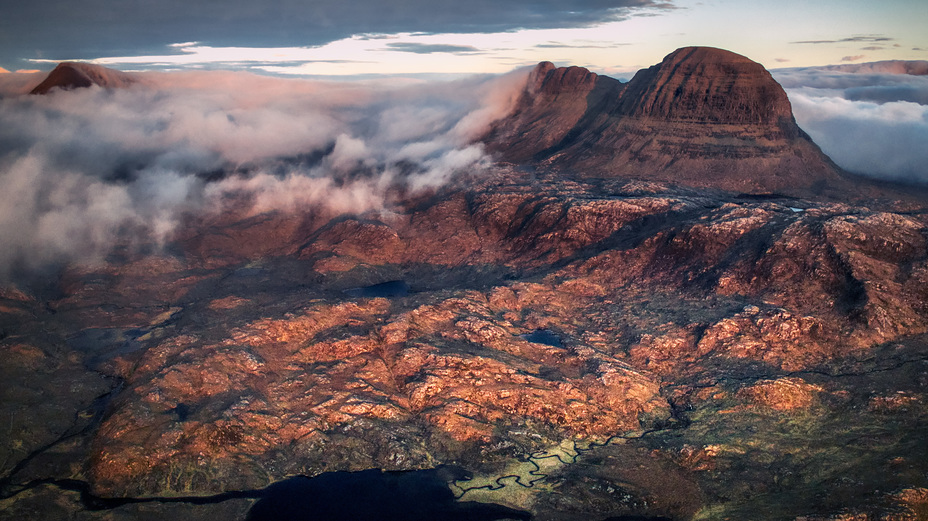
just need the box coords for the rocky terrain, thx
[2,48,928,520]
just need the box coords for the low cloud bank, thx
[0,71,46,96]
[7,60,925,278]
[773,64,928,182]
[0,68,528,277]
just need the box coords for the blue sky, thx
[1,0,926,75]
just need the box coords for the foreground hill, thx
[2,48,928,520]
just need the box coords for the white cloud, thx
[0,68,529,277]
[775,66,928,182]
[789,93,928,180]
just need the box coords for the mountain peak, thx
[482,61,624,163]
[526,61,557,93]
[527,61,600,95]
[30,62,136,95]
[484,46,843,195]
[618,46,795,126]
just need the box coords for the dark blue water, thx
[343,280,410,298]
[171,403,191,421]
[520,329,563,347]
[245,467,530,521]
[603,516,673,521]
[231,267,264,278]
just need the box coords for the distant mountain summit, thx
[30,62,136,94]
[485,46,845,195]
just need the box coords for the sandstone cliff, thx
[485,47,845,195]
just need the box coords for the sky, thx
[1,0,926,76]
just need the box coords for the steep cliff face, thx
[485,47,845,195]
[30,62,136,94]
[617,47,794,126]
[482,61,624,163]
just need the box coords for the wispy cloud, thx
[842,55,866,62]
[1,0,676,68]
[534,41,632,49]
[28,44,374,71]
[791,35,894,45]
[24,35,510,75]
[385,43,482,55]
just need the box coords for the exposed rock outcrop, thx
[481,61,624,164]
[26,170,926,510]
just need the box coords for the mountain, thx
[2,48,928,521]
[30,61,136,94]
[485,47,844,195]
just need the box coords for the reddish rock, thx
[484,47,848,195]
[482,61,623,163]
[736,377,823,411]
[618,47,794,125]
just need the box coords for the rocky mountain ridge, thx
[484,47,846,196]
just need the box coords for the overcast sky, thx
[1,0,926,75]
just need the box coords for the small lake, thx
[343,280,410,298]
[520,329,563,347]
[246,467,530,521]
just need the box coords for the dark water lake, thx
[245,467,530,521]
[519,329,563,347]
[343,280,410,298]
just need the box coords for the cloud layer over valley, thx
[2,58,927,279]
[0,69,528,277]
[774,62,928,182]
